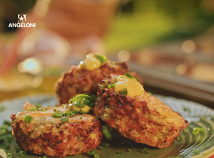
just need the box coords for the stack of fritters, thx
[11,54,189,158]
[55,62,129,104]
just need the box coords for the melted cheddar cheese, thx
[114,75,144,97]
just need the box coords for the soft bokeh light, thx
[190,63,214,82]
[182,40,195,53]
[118,50,130,61]
[176,64,186,75]
[184,55,195,66]
[18,58,42,75]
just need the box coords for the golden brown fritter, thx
[94,79,189,149]
[11,105,102,157]
[55,61,130,104]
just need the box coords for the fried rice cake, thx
[93,74,189,149]
[11,101,102,157]
[55,53,141,104]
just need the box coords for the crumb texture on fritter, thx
[55,62,129,104]
[94,87,188,149]
[11,114,102,157]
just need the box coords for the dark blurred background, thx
[0,0,36,32]
[1,0,214,52]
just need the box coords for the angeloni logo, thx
[18,14,26,23]
[8,14,36,28]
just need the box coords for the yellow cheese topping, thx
[16,106,68,120]
[17,105,91,120]
[70,104,91,113]
[78,53,101,71]
[114,75,144,97]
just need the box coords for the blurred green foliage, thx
[104,0,214,52]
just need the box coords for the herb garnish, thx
[35,104,42,110]
[65,110,78,117]
[176,136,181,141]
[14,118,18,123]
[69,94,96,109]
[87,150,99,158]
[125,73,132,78]
[15,145,21,152]
[108,83,114,89]
[18,150,26,156]
[7,153,12,158]
[125,73,139,81]
[122,88,128,95]
[97,146,103,150]
[183,107,191,113]
[23,115,33,123]
[142,148,150,154]
[147,91,152,96]
[95,54,107,64]
[61,117,69,123]
[40,108,47,112]
[30,107,37,111]
[192,127,204,135]
[133,77,139,81]
[52,111,64,118]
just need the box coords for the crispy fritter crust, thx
[55,62,129,104]
[94,83,189,149]
[11,114,102,157]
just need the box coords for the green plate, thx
[0,94,214,158]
